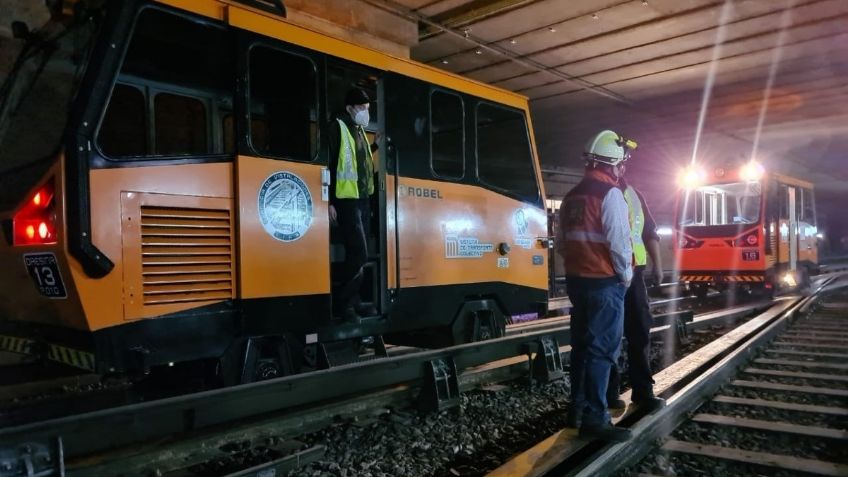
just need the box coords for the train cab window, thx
[678,191,705,226]
[779,184,789,220]
[430,90,464,179]
[154,93,207,155]
[248,46,317,161]
[476,103,539,204]
[96,8,234,159]
[98,84,147,157]
[803,189,816,224]
[678,182,760,226]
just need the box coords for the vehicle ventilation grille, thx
[140,206,234,306]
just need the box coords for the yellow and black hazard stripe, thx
[680,275,713,282]
[47,344,96,372]
[0,335,36,355]
[0,335,95,371]
[723,275,765,282]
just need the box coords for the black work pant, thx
[608,266,655,401]
[334,199,368,313]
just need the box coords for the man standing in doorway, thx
[558,130,633,442]
[328,87,378,322]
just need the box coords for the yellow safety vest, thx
[624,185,647,266]
[336,119,374,199]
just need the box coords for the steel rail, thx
[0,326,570,461]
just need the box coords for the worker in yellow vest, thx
[606,161,666,413]
[328,87,377,323]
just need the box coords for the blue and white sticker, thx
[445,235,494,258]
[514,208,533,249]
[258,171,313,242]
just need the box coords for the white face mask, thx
[353,108,370,127]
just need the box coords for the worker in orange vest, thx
[558,130,633,442]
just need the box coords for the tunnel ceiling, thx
[2,0,846,220]
[385,0,847,215]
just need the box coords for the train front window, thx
[0,14,99,209]
[96,8,234,159]
[678,181,761,226]
[476,103,540,205]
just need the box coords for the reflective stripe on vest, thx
[624,185,647,266]
[336,120,375,199]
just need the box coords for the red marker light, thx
[13,179,58,246]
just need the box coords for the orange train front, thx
[673,160,818,296]
[0,0,549,382]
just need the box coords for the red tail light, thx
[730,231,758,247]
[677,234,703,249]
[14,180,57,245]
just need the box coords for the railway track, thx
[629,294,848,476]
[488,273,848,477]
[0,289,765,431]
[0,298,777,476]
[0,268,844,476]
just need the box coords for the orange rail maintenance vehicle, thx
[673,160,818,298]
[0,0,550,384]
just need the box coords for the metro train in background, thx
[0,0,550,383]
[674,160,818,297]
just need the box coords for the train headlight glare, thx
[739,160,765,182]
[678,166,705,189]
[781,272,797,287]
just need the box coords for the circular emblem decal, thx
[514,208,529,236]
[258,171,313,242]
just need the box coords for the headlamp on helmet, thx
[583,130,637,166]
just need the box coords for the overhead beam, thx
[282,0,418,57]
[418,0,536,40]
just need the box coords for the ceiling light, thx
[642,0,649,5]
[510,39,517,44]
[548,27,556,32]
[592,13,599,20]
[441,59,449,64]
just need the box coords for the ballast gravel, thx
[286,379,572,477]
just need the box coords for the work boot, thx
[632,396,666,413]
[565,408,582,428]
[579,421,632,442]
[338,307,361,324]
[607,397,627,410]
[354,303,379,317]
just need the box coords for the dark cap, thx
[345,87,370,106]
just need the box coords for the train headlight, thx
[781,272,797,287]
[739,160,765,182]
[677,166,705,190]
